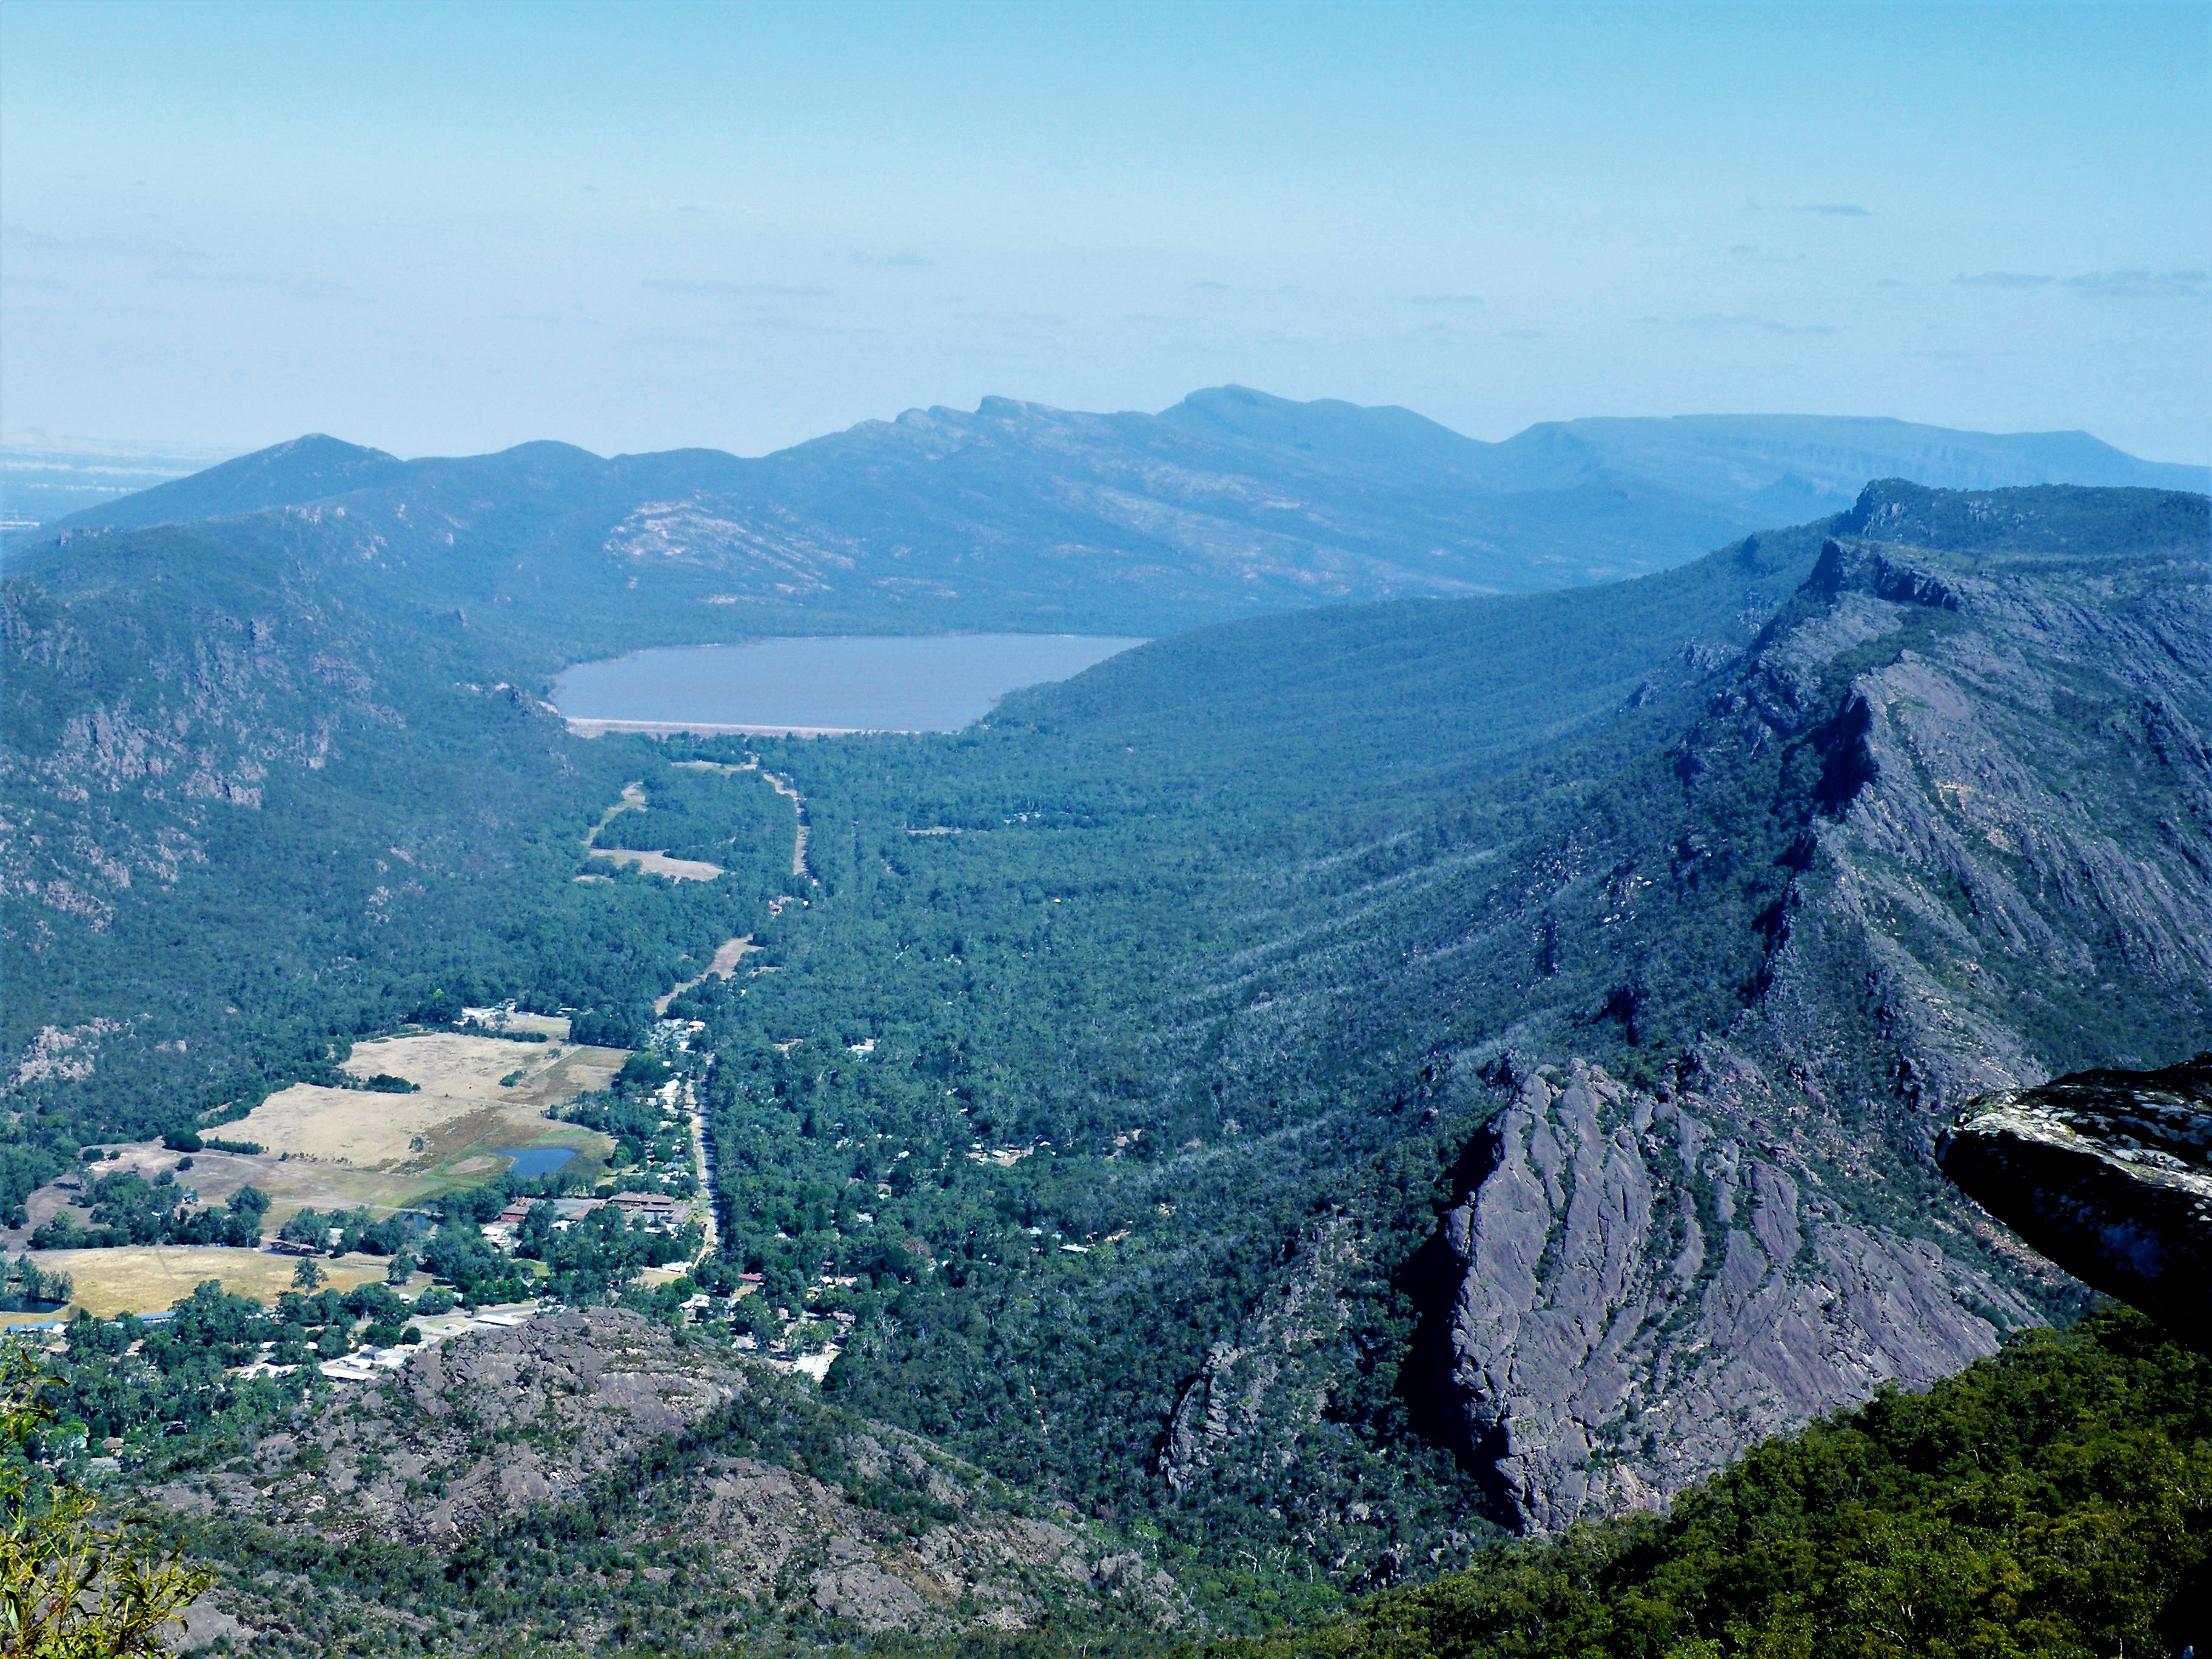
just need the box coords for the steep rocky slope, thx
[1439,1056,2034,1530]
[163,1308,1184,1652]
[1090,483,2209,1147]
[1401,484,2212,1529]
[1096,483,2208,1536]
[1,519,424,937]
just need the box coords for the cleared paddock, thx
[33,1246,395,1318]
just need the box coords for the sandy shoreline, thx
[563,717,901,739]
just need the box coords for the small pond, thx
[494,1147,578,1179]
[552,634,1147,734]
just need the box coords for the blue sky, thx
[2,1,2206,461]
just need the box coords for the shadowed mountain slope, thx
[709,481,2207,1547]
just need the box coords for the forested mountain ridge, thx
[22,392,2204,647]
[685,480,2208,1561]
[1179,484,2212,1530]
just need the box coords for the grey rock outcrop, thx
[1442,1057,2036,1533]
[1940,1054,2212,1336]
[158,1307,1186,1644]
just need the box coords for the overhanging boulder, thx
[1940,1053,2212,1338]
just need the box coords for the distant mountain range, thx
[22,389,2204,646]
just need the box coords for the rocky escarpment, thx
[1424,490,2212,1536]
[160,1308,1184,1646]
[1744,515,2212,1121]
[1940,1054,2212,1338]
[1439,1056,2037,1533]
[1138,486,2207,1542]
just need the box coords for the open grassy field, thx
[32,1246,395,1317]
[218,1032,623,1208]
[463,1009,572,1039]
[0,1033,628,1312]
[8,1034,625,1240]
[587,846,725,880]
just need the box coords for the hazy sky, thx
[3,1,2207,463]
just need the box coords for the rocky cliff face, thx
[1744,509,2212,1118]
[1,534,383,936]
[1940,1054,2212,1339]
[1157,1213,1359,1496]
[1437,1056,2035,1532]
[1116,486,2206,1545]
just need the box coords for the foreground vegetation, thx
[0,1338,212,1655]
[1207,1309,2205,1659]
[22,1302,2195,1655]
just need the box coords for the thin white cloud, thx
[1679,313,1836,337]
[1748,199,1869,217]
[642,280,833,298]
[2064,269,2209,299]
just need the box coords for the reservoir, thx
[553,634,1146,735]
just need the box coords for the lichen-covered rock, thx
[1441,1057,2036,1532]
[1940,1053,2212,1337]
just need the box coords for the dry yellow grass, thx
[33,1247,393,1318]
[464,1010,571,1039]
[184,1033,626,1221]
[655,934,758,1013]
[341,1031,619,1103]
[0,1033,629,1285]
[587,846,725,881]
[578,779,728,881]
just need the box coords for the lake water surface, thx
[495,1148,578,1179]
[554,634,1146,733]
